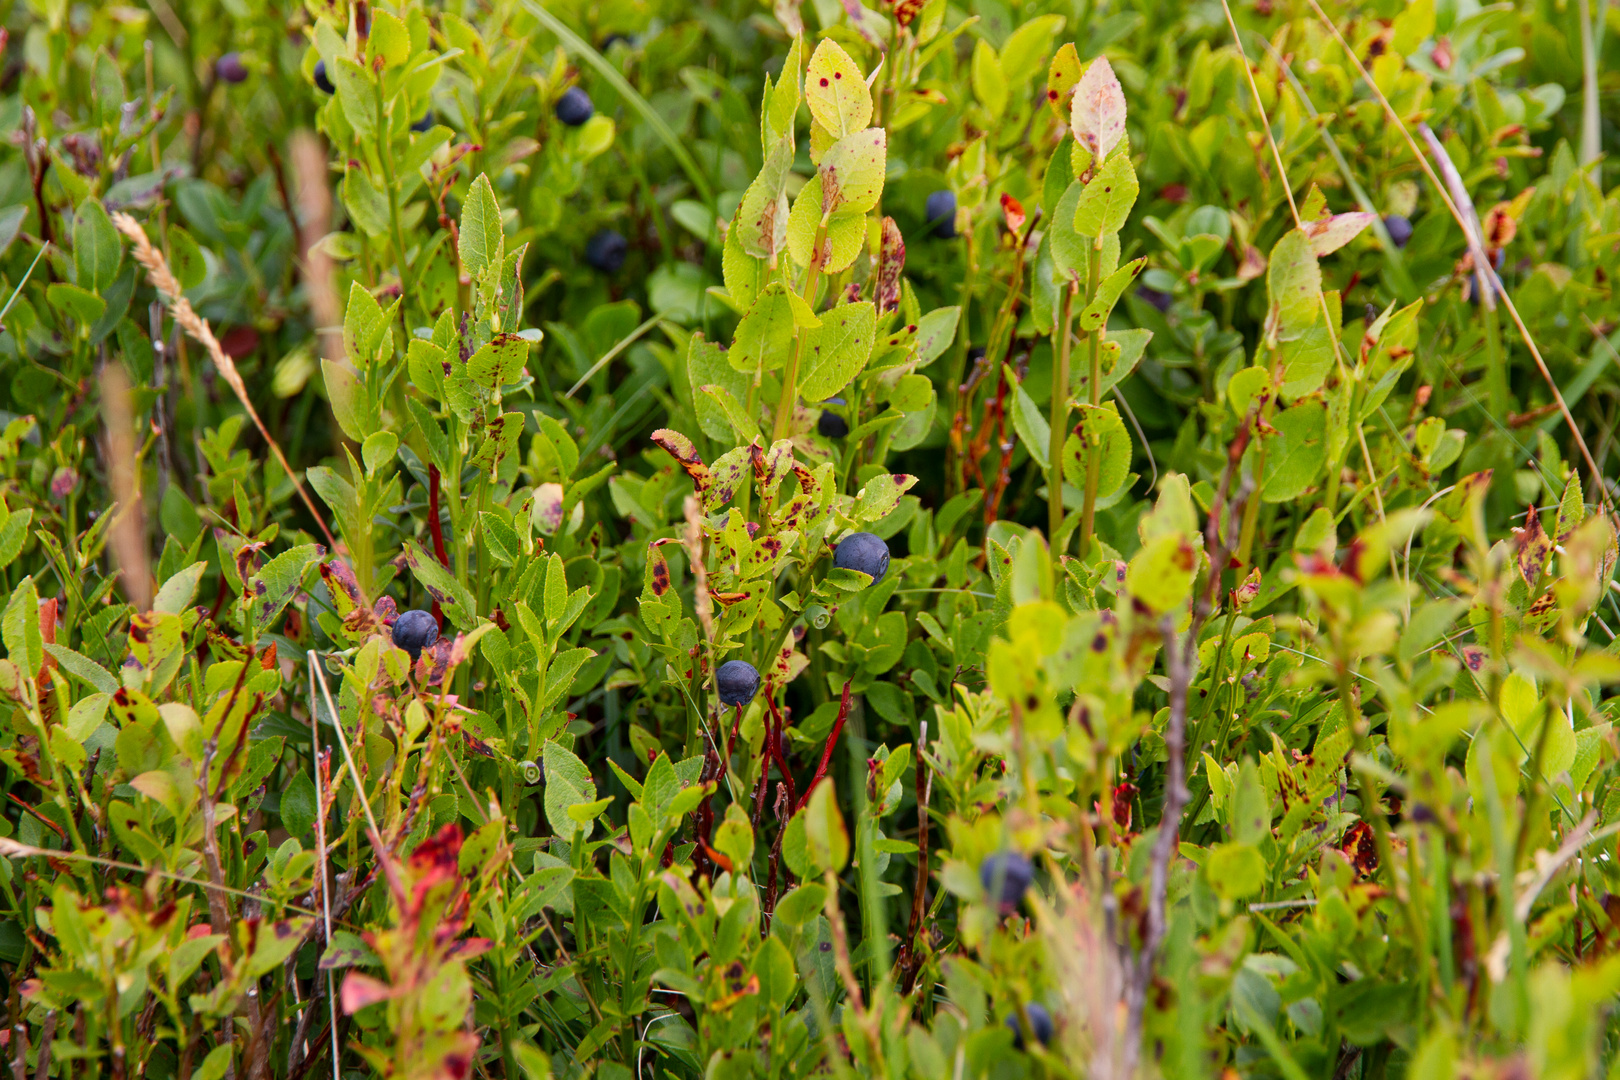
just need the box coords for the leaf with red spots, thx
[1514,506,1553,587]
[817,128,886,215]
[1069,56,1127,160]
[805,39,870,138]
[651,429,711,494]
[875,217,905,314]
[1046,43,1083,118]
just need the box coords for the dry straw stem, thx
[110,211,339,550]
[290,131,343,360]
[1303,0,1614,518]
[99,363,152,612]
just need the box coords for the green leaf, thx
[44,644,118,695]
[799,300,877,401]
[817,128,886,215]
[730,283,800,375]
[1125,532,1197,614]
[913,306,960,367]
[402,539,478,629]
[1062,404,1132,500]
[802,779,849,875]
[459,173,504,278]
[736,136,794,259]
[1266,229,1322,340]
[1009,374,1051,471]
[250,545,322,635]
[367,10,411,68]
[0,505,33,570]
[469,412,525,473]
[1206,842,1267,900]
[1072,153,1138,239]
[480,512,522,567]
[1078,257,1146,332]
[46,282,107,326]
[281,772,317,837]
[971,40,1007,118]
[1261,399,1329,503]
[329,56,376,141]
[687,332,752,441]
[3,577,41,681]
[72,199,122,293]
[154,561,207,614]
[698,384,761,443]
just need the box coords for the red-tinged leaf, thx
[651,429,711,494]
[1070,56,1126,160]
[1304,211,1376,256]
[445,936,493,960]
[1514,506,1553,587]
[876,217,905,314]
[1000,192,1026,235]
[340,972,397,1013]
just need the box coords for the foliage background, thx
[0,0,1617,1076]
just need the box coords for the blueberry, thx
[585,229,628,274]
[926,189,957,239]
[392,609,439,662]
[979,851,1034,913]
[716,659,760,707]
[600,33,635,50]
[1005,1003,1053,1049]
[411,111,435,133]
[833,531,890,586]
[966,345,986,366]
[313,59,335,94]
[555,86,594,127]
[215,52,249,84]
[1136,284,1173,312]
[818,397,849,439]
[1383,214,1412,249]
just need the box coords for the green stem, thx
[1048,288,1074,559]
[1078,243,1103,559]
[376,76,411,327]
[772,222,828,443]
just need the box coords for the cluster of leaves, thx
[0,0,1619,1078]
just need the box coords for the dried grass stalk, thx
[99,363,152,612]
[110,210,338,551]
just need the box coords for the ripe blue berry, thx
[392,609,439,662]
[313,59,334,94]
[818,399,849,439]
[833,531,890,586]
[716,660,760,707]
[1005,1003,1053,1049]
[411,112,435,133]
[555,86,594,126]
[585,229,628,274]
[979,851,1033,913]
[1383,214,1412,249]
[216,53,249,84]
[926,189,957,239]
[1136,284,1173,312]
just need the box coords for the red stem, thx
[765,692,797,812]
[795,681,852,813]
